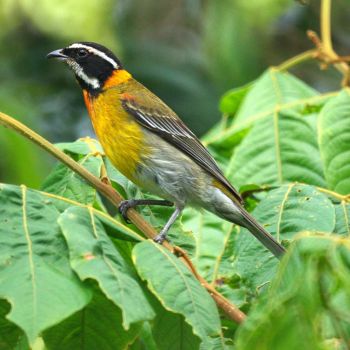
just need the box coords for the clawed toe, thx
[154,232,169,244]
[118,200,134,223]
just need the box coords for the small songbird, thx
[47,42,285,258]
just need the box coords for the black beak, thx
[47,49,68,60]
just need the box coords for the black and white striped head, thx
[47,42,122,91]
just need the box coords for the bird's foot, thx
[118,200,137,224]
[154,231,169,244]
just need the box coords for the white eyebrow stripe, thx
[68,43,118,68]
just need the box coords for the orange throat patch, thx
[103,69,132,89]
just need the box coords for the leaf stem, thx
[316,186,349,202]
[276,49,317,71]
[318,0,349,84]
[0,111,246,324]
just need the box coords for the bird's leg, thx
[154,206,183,244]
[118,199,173,223]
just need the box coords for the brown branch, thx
[0,111,246,324]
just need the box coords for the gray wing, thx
[121,92,243,205]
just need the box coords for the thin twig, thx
[0,111,246,324]
[277,0,350,86]
[321,0,333,53]
[311,0,349,84]
[276,49,317,71]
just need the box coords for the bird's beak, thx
[47,49,68,60]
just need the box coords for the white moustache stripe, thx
[68,43,118,68]
[66,60,100,89]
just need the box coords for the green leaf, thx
[318,89,350,194]
[226,110,326,189]
[206,69,333,149]
[334,201,350,236]
[219,82,253,115]
[235,233,350,350]
[129,322,158,350]
[0,301,29,350]
[151,302,201,350]
[234,68,318,126]
[43,292,141,350]
[132,241,223,348]
[96,211,142,242]
[55,138,103,156]
[181,208,233,282]
[0,184,91,344]
[233,183,335,293]
[58,206,154,328]
[41,153,103,205]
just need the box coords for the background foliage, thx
[0,1,350,349]
[1,0,350,185]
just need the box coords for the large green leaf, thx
[0,184,91,344]
[0,301,29,350]
[233,69,317,125]
[132,241,223,348]
[181,208,234,282]
[232,184,335,293]
[129,322,158,350]
[58,206,154,329]
[211,231,249,309]
[0,183,139,344]
[151,302,201,350]
[226,110,326,189]
[55,137,104,156]
[235,233,350,350]
[43,292,141,350]
[318,90,350,194]
[42,138,111,208]
[41,153,103,205]
[205,69,330,146]
[219,82,253,116]
[334,201,350,236]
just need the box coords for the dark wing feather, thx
[121,89,243,204]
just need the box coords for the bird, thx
[47,42,286,259]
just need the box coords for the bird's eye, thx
[77,49,88,58]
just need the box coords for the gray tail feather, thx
[238,209,286,259]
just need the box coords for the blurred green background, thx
[0,0,349,188]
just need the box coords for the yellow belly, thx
[83,89,147,183]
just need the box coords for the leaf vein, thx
[151,242,206,338]
[341,201,350,236]
[273,109,282,183]
[21,185,37,323]
[276,184,295,241]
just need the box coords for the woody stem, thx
[0,110,246,324]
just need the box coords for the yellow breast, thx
[83,83,146,182]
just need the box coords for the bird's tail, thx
[237,208,286,259]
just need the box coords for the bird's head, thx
[47,42,123,92]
